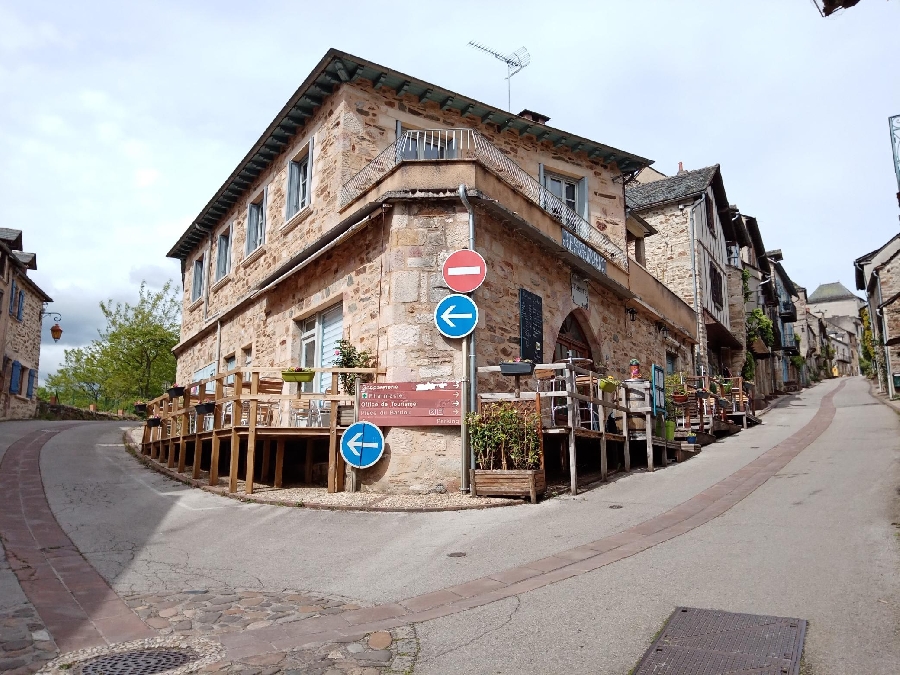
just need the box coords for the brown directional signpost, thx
[358,382,462,426]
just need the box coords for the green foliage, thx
[663,372,685,418]
[742,351,756,381]
[466,402,541,471]
[44,282,180,411]
[790,355,806,370]
[860,307,875,362]
[741,268,751,303]
[333,339,373,395]
[746,308,774,347]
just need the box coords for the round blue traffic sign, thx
[434,294,479,339]
[340,421,385,469]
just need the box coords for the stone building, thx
[166,49,698,493]
[0,228,52,419]
[766,254,801,391]
[626,165,743,376]
[855,235,900,393]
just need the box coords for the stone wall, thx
[0,272,44,419]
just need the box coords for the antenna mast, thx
[468,41,531,113]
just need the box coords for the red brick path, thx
[0,427,154,653]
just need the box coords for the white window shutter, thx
[306,137,314,207]
[577,176,588,220]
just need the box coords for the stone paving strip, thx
[215,381,846,661]
[123,429,518,511]
[0,602,58,675]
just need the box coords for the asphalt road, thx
[4,376,898,673]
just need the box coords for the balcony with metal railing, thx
[339,128,629,271]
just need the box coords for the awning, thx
[704,311,743,351]
[749,337,771,358]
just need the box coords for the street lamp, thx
[41,309,63,342]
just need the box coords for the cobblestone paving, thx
[0,603,59,675]
[123,589,366,637]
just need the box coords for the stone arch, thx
[551,309,601,363]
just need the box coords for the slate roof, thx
[625,166,719,210]
[0,228,23,251]
[808,281,861,304]
[13,251,35,270]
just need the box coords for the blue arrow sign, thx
[434,294,479,339]
[340,421,385,469]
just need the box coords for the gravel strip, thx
[0,603,58,675]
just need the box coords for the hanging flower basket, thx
[282,369,316,383]
[499,361,535,376]
[598,377,619,393]
[696,389,711,399]
[133,403,147,414]
[146,417,162,428]
[167,386,185,399]
[194,402,215,415]
[672,393,688,404]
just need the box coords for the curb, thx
[866,379,900,414]
[121,432,521,513]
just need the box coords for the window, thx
[287,139,314,219]
[538,164,588,221]
[216,227,231,281]
[666,352,678,375]
[396,123,456,161]
[627,231,646,266]
[297,303,344,392]
[192,362,216,395]
[191,256,205,303]
[709,262,724,309]
[224,354,236,385]
[242,346,253,366]
[0,253,6,279]
[16,290,24,321]
[246,192,267,254]
[727,244,740,268]
[8,279,16,316]
[706,195,716,235]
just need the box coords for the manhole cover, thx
[633,607,806,675]
[79,649,197,675]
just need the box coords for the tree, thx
[43,282,180,411]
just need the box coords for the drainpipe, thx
[458,184,476,491]
[686,197,703,374]
[876,269,893,396]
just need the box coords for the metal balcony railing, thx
[339,128,629,271]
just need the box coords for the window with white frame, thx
[538,164,588,220]
[246,191,266,255]
[223,354,236,385]
[298,303,343,393]
[191,256,205,303]
[287,139,314,220]
[216,226,232,281]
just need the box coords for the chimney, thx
[518,109,551,125]
[677,161,685,174]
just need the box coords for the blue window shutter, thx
[10,361,20,394]
[26,370,35,398]
[8,280,15,315]
[17,290,24,321]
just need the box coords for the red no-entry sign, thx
[442,249,487,293]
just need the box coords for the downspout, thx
[876,269,893,396]
[458,184,476,492]
[686,197,703,374]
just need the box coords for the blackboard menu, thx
[519,289,543,363]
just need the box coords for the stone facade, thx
[0,231,52,419]
[169,52,698,492]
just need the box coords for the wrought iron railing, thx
[339,128,629,271]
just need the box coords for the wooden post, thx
[228,371,243,493]
[245,372,260,494]
[327,372,340,493]
[305,438,315,484]
[274,439,285,488]
[645,408,655,472]
[600,393,608,481]
[207,374,223,483]
[261,440,272,486]
[623,386,631,472]
[566,366,578,495]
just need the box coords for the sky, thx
[1,0,898,380]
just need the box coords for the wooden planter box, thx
[194,403,215,415]
[282,370,315,383]
[499,361,535,376]
[470,469,545,504]
[167,387,185,399]
[146,418,162,428]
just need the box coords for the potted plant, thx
[466,402,545,503]
[133,401,147,414]
[167,384,185,399]
[282,366,316,383]
[598,376,619,393]
[499,358,535,376]
[194,399,215,415]
[146,415,162,428]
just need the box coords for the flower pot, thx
[282,370,315,383]
[665,420,676,441]
[499,362,535,376]
[133,403,147,414]
[470,469,545,504]
[672,394,688,404]
[194,402,215,415]
[687,435,697,444]
[167,386,185,399]
[716,398,730,410]
[598,378,618,393]
[696,389,711,399]
[147,418,162,428]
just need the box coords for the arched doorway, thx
[554,312,594,362]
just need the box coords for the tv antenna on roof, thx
[468,41,531,113]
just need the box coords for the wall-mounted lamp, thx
[41,309,63,342]
[655,321,669,337]
[625,307,637,322]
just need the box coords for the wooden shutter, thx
[8,280,15,315]
[577,176,588,220]
[26,370,35,398]
[10,361,20,394]
[16,290,24,321]
[287,160,300,218]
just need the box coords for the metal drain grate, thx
[634,607,806,674]
[78,648,198,675]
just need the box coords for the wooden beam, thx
[440,96,454,110]
[460,103,475,117]
[274,439,285,488]
[334,59,350,82]
[566,368,578,495]
[498,118,516,133]
[417,87,432,102]
[245,372,260,494]
[481,111,494,124]
[372,72,387,89]
[228,372,243,493]
[301,93,323,107]
[395,80,411,97]
[554,136,568,148]
[327,373,340,492]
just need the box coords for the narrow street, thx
[1,377,898,674]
